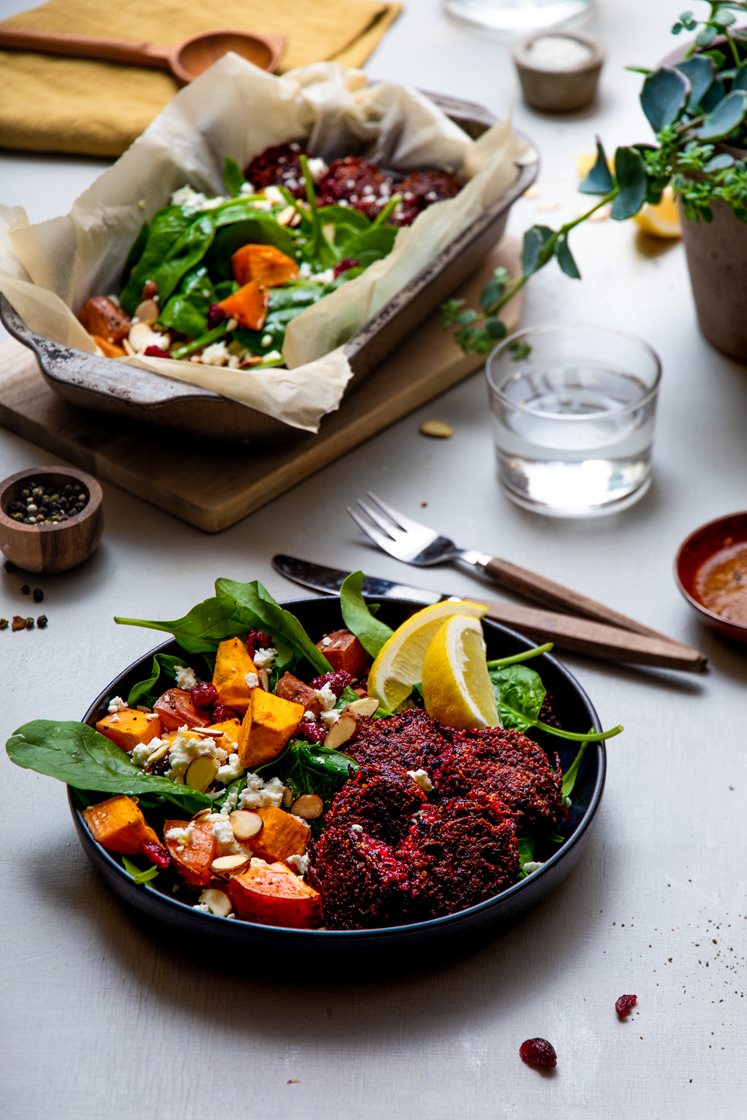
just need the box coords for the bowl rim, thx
[72,596,606,941]
[674,509,747,632]
[0,464,103,535]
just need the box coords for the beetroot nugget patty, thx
[310,825,410,930]
[433,727,563,831]
[399,794,518,919]
[345,708,447,773]
[323,762,427,845]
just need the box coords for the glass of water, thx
[485,323,662,517]
[444,0,593,35]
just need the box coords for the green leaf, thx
[694,90,747,140]
[489,665,546,732]
[579,139,614,195]
[223,157,246,197]
[675,55,715,108]
[339,225,397,268]
[121,856,160,884]
[703,152,736,171]
[115,594,246,654]
[611,147,648,220]
[119,207,194,313]
[486,317,507,340]
[261,740,358,808]
[695,25,718,48]
[521,225,555,276]
[215,579,332,674]
[734,62,747,92]
[555,236,581,279]
[339,571,394,658]
[640,67,690,130]
[205,217,297,279]
[6,720,211,808]
[127,652,188,709]
[562,739,589,800]
[480,268,508,312]
[158,266,216,338]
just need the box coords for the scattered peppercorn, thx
[36,615,48,628]
[615,994,638,1018]
[21,584,30,595]
[0,618,7,630]
[3,559,16,573]
[6,480,89,525]
[25,617,34,630]
[11,615,26,632]
[519,1038,557,1070]
[32,588,44,603]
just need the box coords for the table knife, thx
[272,554,707,673]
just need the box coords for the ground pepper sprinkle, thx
[5,480,88,525]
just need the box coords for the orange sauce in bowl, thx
[695,540,747,624]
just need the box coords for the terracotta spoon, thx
[0,25,286,82]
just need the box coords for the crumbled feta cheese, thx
[408,768,434,793]
[261,334,272,347]
[303,710,318,722]
[253,646,276,669]
[129,327,170,354]
[174,664,198,690]
[299,262,313,279]
[225,318,238,331]
[167,730,226,780]
[264,185,286,205]
[351,823,363,833]
[563,796,573,811]
[210,816,244,855]
[523,861,545,875]
[260,350,282,362]
[311,268,335,284]
[238,772,286,810]
[170,186,226,212]
[216,752,244,784]
[306,156,328,182]
[314,682,337,711]
[192,902,212,913]
[245,671,259,689]
[107,695,127,713]
[131,743,154,768]
[165,823,194,847]
[320,636,332,647]
[200,341,231,367]
[108,713,120,724]
[287,853,310,877]
[239,181,256,196]
[217,787,239,816]
[321,709,341,727]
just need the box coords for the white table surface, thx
[1,2,746,1117]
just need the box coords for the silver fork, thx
[348,491,666,639]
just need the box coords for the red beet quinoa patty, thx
[345,708,447,773]
[310,825,410,930]
[433,727,563,831]
[393,168,461,225]
[244,142,307,197]
[322,762,427,846]
[317,156,395,221]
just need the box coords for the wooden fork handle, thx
[469,597,707,673]
[0,26,168,69]
[481,556,670,640]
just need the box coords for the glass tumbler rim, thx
[485,321,662,419]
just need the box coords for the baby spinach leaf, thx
[115,595,247,654]
[339,225,397,267]
[517,836,536,877]
[127,652,187,709]
[339,570,393,657]
[143,214,217,305]
[120,206,195,312]
[224,156,246,197]
[263,740,358,806]
[206,218,297,279]
[490,664,546,732]
[215,579,331,674]
[561,740,589,800]
[158,266,215,338]
[6,720,211,808]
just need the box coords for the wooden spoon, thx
[0,25,286,82]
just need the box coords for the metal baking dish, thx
[0,93,538,443]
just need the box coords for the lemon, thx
[367,600,488,711]
[633,187,682,239]
[421,614,501,730]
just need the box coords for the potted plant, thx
[442,2,747,359]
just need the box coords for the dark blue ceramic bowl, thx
[71,596,606,960]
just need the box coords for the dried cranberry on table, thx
[317,157,395,221]
[615,994,638,1018]
[519,1038,557,1070]
[244,142,308,197]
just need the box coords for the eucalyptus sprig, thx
[442,1,747,355]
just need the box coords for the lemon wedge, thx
[421,614,501,730]
[633,187,682,239]
[367,600,488,712]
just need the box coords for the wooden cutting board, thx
[0,239,521,533]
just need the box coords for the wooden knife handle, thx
[470,597,707,672]
[482,556,669,640]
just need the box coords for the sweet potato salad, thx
[78,144,460,369]
[6,576,621,931]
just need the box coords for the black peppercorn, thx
[32,588,44,603]
[36,615,48,629]
[21,584,30,595]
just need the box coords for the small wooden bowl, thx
[0,465,103,574]
[512,32,605,112]
[675,512,747,644]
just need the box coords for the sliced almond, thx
[229,809,263,841]
[323,712,357,750]
[129,321,160,353]
[211,853,251,877]
[346,697,379,718]
[258,668,270,691]
[291,793,323,820]
[420,419,454,439]
[134,298,159,324]
[197,889,232,917]
[146,740,171,765]
[277,205,301,227]
[282,786,294,808]
[191,807,213,822]
[184,755,220,792]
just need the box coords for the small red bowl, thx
[675,512,747,643]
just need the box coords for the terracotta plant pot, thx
[679,195,747,361]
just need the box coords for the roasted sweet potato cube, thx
[83,795,160,856]
[212,637,258,714]
[163,819,217,887]
[275,672,322,716]
[217,280,268,331]
[247,805,309,864]
[204,719,242,749]
[91,334,126,359]
[238,690,304,769]
[227,860,322,928]
[316,629,370,679]
[231,243,299,287]
[95,708,162,752]
[154,689,211,731]
[78,296,131,343]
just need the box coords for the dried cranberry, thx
[333,258,360,279]
[141,840,171,869]
[245,142,308,198]
[615,994,638,1018]
[191,682,218,709]
[309,670,353,697]
[296,719,328,744]
[212,704,241,724]
[207,302,225,328]
[519,1038,557,1070]
[143,345,171,359]
[141,280,158,301]
[246,629,272,657]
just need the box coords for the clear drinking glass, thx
[444,0,592,35]
[485,324,662,517]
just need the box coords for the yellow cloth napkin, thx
[0,0,402,157]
